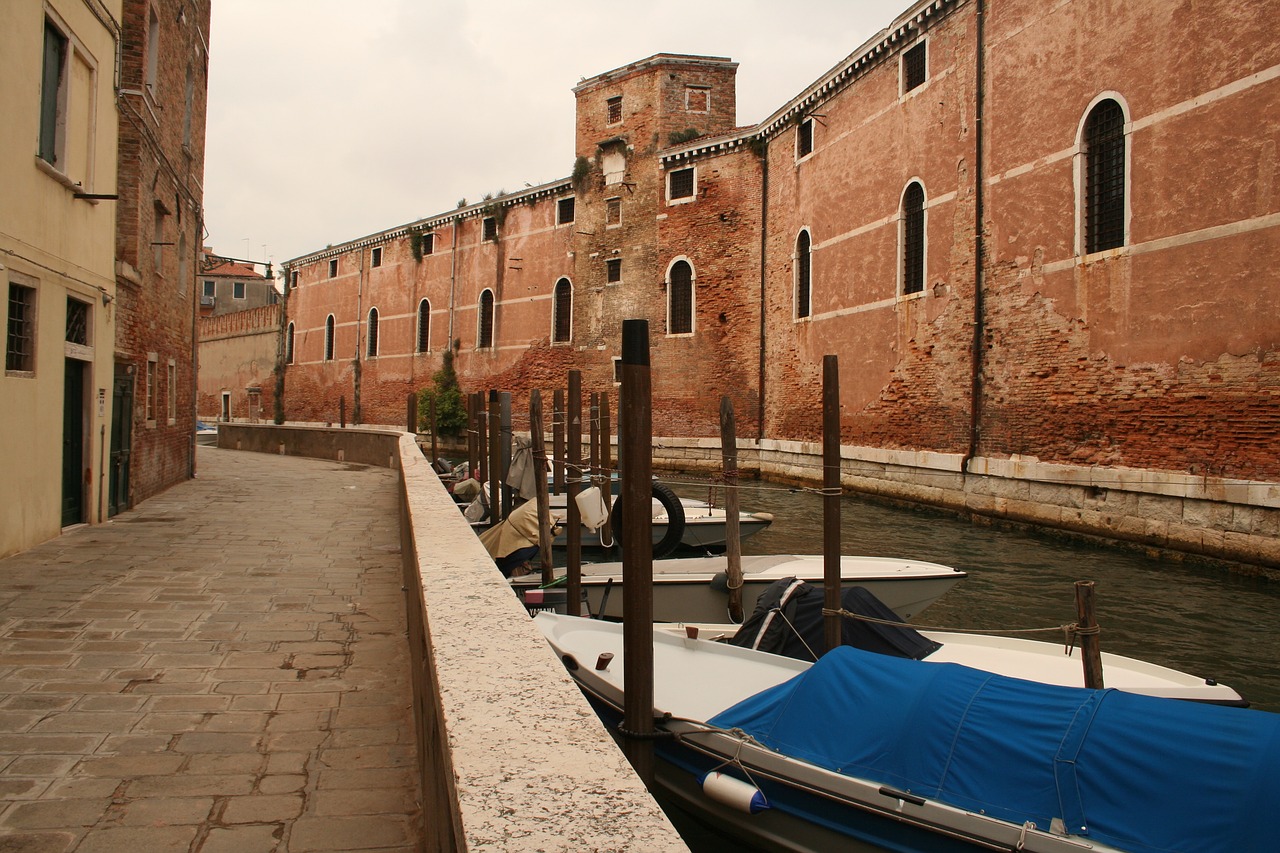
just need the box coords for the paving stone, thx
[197,825,282,853]
[0,831,77,853]
[287,816,416,852]
[113,796,214,826]
[220,793,303,824]
[73,825,198,853]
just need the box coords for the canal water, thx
[671,477,1280,712]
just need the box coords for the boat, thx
[516,554,966,623]
[534,613,1274,853]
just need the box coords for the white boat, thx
[535,613,1270,853]
[516,554,966,623]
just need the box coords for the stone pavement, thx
[0,447,422,852]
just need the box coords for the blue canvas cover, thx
[708,646,1280,853]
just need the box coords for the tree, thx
[418,340,467,436]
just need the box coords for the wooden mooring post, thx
[720,396,744,623]
[429,395,438,465]
[530,390,554,586]
[566,371,583,616]
[1075,580,1105,689]
[619,319,655,784]
[552,389,565,497]
[823,355,842,654]
[487,390,502,525]
[599,391,614,550]
[406,391,417,434]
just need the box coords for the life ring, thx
[608,481,687,559]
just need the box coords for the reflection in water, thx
[674,478,1280,712]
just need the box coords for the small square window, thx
[606,258,621,284]
[797,118,814,159]
[167,360,176,424]
[686,86,710,112]
[606,96,622,125]
[668,167,695,202]
[371,246,382,267]
[233,281,245,299]
[6,283,37,374]
[203,280,215,298]
[328,259,338,277]
[421,233,435,255]
[606,197,622,227]
[483,217,498,242]
[903,41,927,93]
[557,197,575,225]
[289,271,298,289]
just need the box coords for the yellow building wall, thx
[1,0,121,557]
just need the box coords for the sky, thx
[202,0,912,274]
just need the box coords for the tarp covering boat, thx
[709,645,1280,853]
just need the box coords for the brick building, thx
[111,0,211,514]
[282,0,1280,567]
[197,303,282,424]
[198,249,278,317]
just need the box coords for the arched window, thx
[668,260,693,335]
[901,182,925,295]
[1084,98,1126,254]
[416,299,430,353]
[552,278,572,343]
[795,230,812,318]
[366,307,379,358]
[478,289,495,349]
[324,315,335,361]
[285,322,295,364]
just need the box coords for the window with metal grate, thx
[669,168,695,201]
[669,261,693,334]
[553,279,572,343]
[1085,99,1126,254]
[478,290,495,348]
[416,299,430,353]
[796,230,812,317]
[902,183,925,295]
[903,41,927,93]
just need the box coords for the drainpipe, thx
[756,140,769,443]
[965,0,988,473]
[354,247,365,424]
[448,219,459,346]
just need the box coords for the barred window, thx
[557,197,575,225]
[668,167,695,202]
[1085,99,1126,254]
[416,299,430,353]
[371,246,382,267]
[422,232,435,255]
[285,322,295,364]
[668,261,693,335]
[6,283,37,373]
[903,41,927,93]
[478,290,495,349]
[606,96,622,125]
[66,297,89,345]
[606,258,622,284]
[797,118,814,159]
[324,315,335,361]
[796,230,812,318]
[482,217,498,242]
[328,259,338,277]
[552,279,572,343]
[902,182,925,295]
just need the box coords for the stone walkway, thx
[0,447,422,852]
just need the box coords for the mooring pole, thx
[339,396,346,429]
[429,395,438,465]
[552,389,565,497]
[823,355,842,654]
[566,371,583,616]
[406,391,417,434]
[721,396,744,623]
[500,392,513,520]
[487,390,502,525]
[1075,580,1105,689]
[530,390,554,585]
[619,319,655,784]
[600,390,614,550]
[589,392,600,488]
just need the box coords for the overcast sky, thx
[203,0,912,272]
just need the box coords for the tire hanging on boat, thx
[609,481,686,559]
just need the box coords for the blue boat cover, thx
[709,646,1280,853]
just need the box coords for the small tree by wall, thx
[418,340,467,436]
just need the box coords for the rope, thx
[820,607,1101,654]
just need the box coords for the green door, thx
[108,371,132,517]
[61,359,86,526]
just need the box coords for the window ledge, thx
[5,369,36,379]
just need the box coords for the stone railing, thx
[215,423,687,852]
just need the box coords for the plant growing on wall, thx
[409,230,424,263]
[668,127,701,146]
[571,155,591,192]
[418,339,467,436]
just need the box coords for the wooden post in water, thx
[589,392,600,488]
[429,395,438,465]
[600,391,614,549]
[823,355,842,654]
[1075,580,1105,689]
[487,390,502,525]
[619,319,655,784]
[406,391,417,434]
[566,371,583,616]
[552,389,565,496]
[721,396,744,623]
[500,392,514,520]
[530,390,554,585]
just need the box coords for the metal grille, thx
[902,183,925,295]
[557,197,575,225]
[797,119,813,158]
[796,231,812,317]
[66,297,88,345]
[553,279,572,342]
[479,291,494,348]
[669,168,694,200]
[903,42,927,93]
[669,262,693,334]
[1085,99,1125,253]
[285,323,294,364]
[421,233,434,256]
[6,284,35,372]
[607,96,622,124]
[606,258,621,284]
[416,300,430,353]
[366,308,379,358]
[324,316,334,360]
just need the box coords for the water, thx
[673,478,1280,712]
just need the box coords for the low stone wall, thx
[216,423,687,852]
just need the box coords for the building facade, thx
[199,250,278,317]
[282,0,1280,568]
[197,303,282,424]
[1,0,122,557]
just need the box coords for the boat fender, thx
[609,481,686,559]
[710,572,729,593]
[699,771,769,814]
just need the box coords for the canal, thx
[672,477,1280,712]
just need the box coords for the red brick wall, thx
[115,0,211,502]
[197,305,280,422]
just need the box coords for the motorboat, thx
[534,613,1272,853]
[515,554,966,623]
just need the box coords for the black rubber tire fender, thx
[609,481,687,559]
